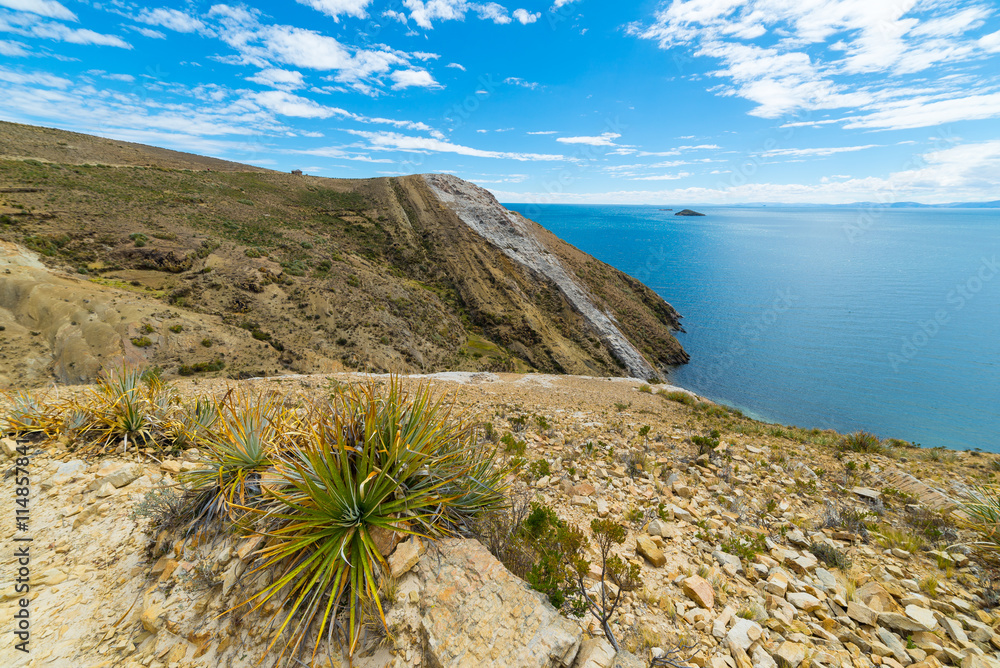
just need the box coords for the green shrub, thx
[201,338,212,348]
[660,390,695,406]
[501,433,526,456]
[169,324,183,333]
[140,323,155,334]
[131,336,152,347]
[528,459,551,479]
[809,542,851,569]
[722,532,768,561]
[245,247,264,258]
[840,431,884,453]
[129,232,149,247]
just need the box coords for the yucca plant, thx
[73,364,178,450]
[180,389,291,533]
[1,391,57,436]
[955,485,1000,559]
[242,378,506,664]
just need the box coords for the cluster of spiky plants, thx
[173,378,507,665]
[2,365,182,451]
[3,367,509,664]
[181,388,292,534]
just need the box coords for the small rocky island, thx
[675,208,706,216]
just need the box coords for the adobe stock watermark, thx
[689,287,800,386]
[888,255,999,372]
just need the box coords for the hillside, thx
[0,121,687,388]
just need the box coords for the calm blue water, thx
[504,204,1000,451]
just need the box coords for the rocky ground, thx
[2,372,1000,668]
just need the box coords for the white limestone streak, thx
[423,173,658,380]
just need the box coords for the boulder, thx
[574,638,615,668]
[786,592,822,612]
[726,618,762,652]
[389,536,424,578]
[847,601,879,626]
[682,575,715,609]
[879,611,929,634]
[773,641,807,668]
[636,535,666,567]
[101,462,142,488]
[904,605,937,631]
[418,538,581,667]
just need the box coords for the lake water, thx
[504,204,1000,451]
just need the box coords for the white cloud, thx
[402,0,539,28]
[981,30,1000,52]
[347,129,565,161]
[253,90,345,118]
[128,25,166,39]
[527,130,558,134]
[209,7,426,93]
[136,8,204,33]
[761,144,881,158]
[629,172,692,180]
[512,8,539,24]
[492,141,1000,204]
[0,0,74,21]
[403,0,468,29]
[389,68,440,89]
[844,92,1000,131]
[247,67,306,90]
[446,62,466,70]
[0,12,132,48]
[551,0,579,8]
[504,76,540,89]
[556,132,621,146]
[474,2,511,24]
[0,37,27,55]
[295,0,373,21]
[632,0,1000,128]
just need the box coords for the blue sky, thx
[1,0,999,204]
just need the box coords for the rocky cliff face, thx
[424,174,664,380]
[0,121,687,387]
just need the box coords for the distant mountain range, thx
[716,200,1000,209]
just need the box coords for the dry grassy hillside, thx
[0,121,686,387]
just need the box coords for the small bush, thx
[501,433,526,456]
[129,232,149,247]
[876,526,926,553]
[131,336,152,348]
[809,542,851,569]
[528,459,551,479]
[722,532,768,561]
[201,338,212,348]
[660,390,695,406]
[245,247,264,258]
[140,323,155,334]
[169,324,183,333]
[840,431,884,454]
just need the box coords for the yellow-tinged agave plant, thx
[239,378,507,665]
[954,485,1000,558]
[72,364,179,451]
[180,388,293,532]
[1,390,61,436]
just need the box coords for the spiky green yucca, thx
[74,365,179,450]
[181,389,291,531]
[1,391,55,436]
[957,485,1000,557]
[243,379,506,663]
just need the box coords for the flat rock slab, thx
[418,538,581,668]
